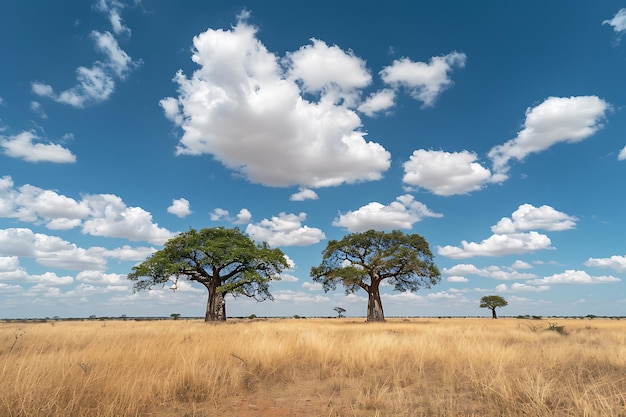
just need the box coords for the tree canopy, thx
[311,229,440,321]
[127,227,288,321]
[479,295,508,319]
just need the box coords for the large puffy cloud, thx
[488,96,609,179]
[380,52,466,107]
[528,270,620,285]
[491,204,577,234]
[0,177,174,244]
[32,31,138,108]
[332,194,442,232]
[402,149,492,196]
[0,131,76,163]
[160,20,391,188]
[245,212,325,246]
[584,254,626,272]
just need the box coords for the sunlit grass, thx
[1,318,624,416]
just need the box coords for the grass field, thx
[0,317,625,416]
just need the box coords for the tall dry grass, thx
[0,318,624,416]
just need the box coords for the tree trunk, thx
[204,283,227,322]
[491,307,497,319]
[366,280,385,322]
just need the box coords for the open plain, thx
[1,318,624,416]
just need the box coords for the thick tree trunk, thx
[204,283,226,322]
[491,307,497,319]
[366,280,385,322]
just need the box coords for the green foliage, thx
[127,227,288,321]
[479,295,508,309]
[479,295,508,319]
[311,229,440,321]
[333,306,346,318]
[170,313,181,320]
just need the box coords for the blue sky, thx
[1,1,626,318]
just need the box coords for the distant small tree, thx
[170,313,181,320]
[480,295,508,319]
[333,307,346,318]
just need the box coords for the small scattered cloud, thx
[488,96,609,179]
[443,263,537,280]
[618,145,626,161]
[438,204,578,259]
[210,208,252,224]
[95,0,132,36]
[447,276,469,283]
[403,149,492,196]
[358,89,396,116]
[380,52,466,107]
[438,231,552,259]
[0,131,76,163]
[495,283,550,292]
[32,31,139,108]
[491,204,577,234]
[603,8,626,33]
[585,254,626,272]
[246,212,325,246]
[511,260,533,270]
[332,194,442,232]
[167,198,192,218]
[528,270,620,285]
[290,188,319,201]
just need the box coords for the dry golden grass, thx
[0,317,625,416]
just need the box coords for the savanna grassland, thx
[1,318,625,417]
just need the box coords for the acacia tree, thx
[480,295,508,319]
[311,230,440,322]
[333,307,346,318]
[128,227,288,322]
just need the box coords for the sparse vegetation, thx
[479,295,508,319]
[0,318,624,416]
[334,306,346,318]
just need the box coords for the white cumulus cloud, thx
[584,254,626,273]
[0,131,76,163]
[160,19,391,188]
[488,96,609,179]
[438,231,553,259]
[167,198,192,218]
[246,212,325,246]
[528,270,620,285]
[380,51,466,107]
[332,194,442,232]
[491,204,577,234]
[403,149,492,196]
